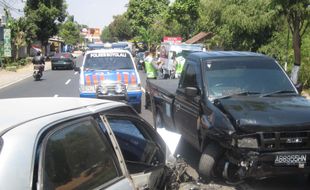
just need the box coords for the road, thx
[0,55,309,190]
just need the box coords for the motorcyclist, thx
[32,51,45,79]
[32,51,45,66]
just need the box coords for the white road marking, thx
[65,79,71,85]
[54,94,59,97]
[141,87,145,93]
[74,72,78,75]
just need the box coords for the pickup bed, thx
[146,51,310,183]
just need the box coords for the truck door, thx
[173,60,202,150]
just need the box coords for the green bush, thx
[300,63,310,89]
[18,58,26,66]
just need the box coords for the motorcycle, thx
[33,64,44,81]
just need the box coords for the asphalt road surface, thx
[0,55,309,190]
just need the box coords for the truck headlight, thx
[80,85,96,93]
[97,86,108,94]
[237,137,258,149]
[115,84,123,94]
[127,84,141,91]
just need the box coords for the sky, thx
[66,0,129,29]
[1,0,129,29]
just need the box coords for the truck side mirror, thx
[295,83,303,94]
[185,87,199,97]
[74,66,80,73]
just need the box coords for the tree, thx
[101,26,113,42]
[25,0,67,54]
[126,0,169,36]
[108,14,133,41]
[271,0,310,84]
[8,15,37,60]
[168,0,200,39]
[200,0,277,51]
[59,16,82,45]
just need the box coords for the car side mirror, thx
[185,87,199,97]
[74,66,80,73]
[295,83,303,94]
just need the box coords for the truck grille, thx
[259,131,310,150]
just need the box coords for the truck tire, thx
[198,142,222,181]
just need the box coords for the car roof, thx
[85,48,131,55]
[187,51,269,61]
[0,97,124,132]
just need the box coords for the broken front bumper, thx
[231,150,310,179]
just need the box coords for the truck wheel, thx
[198,142,223,181]
[133,103,141,113]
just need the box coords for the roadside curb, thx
[0,61,51,90]
[0,74,32,89]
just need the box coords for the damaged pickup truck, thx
[146,51,310,183]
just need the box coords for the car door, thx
[173,60,202,150]
[98,114,168,190]
[36,116,135,190]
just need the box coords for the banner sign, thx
[163,36,182,44]
[3,29,11,57]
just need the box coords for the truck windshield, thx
[204,57,296,99]
[84,52,134,70]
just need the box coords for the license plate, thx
[274,154,307,166]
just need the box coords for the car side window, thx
[41,117,121,190]
[106,117,165,173]
[180,63,197,89]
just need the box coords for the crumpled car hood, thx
[216,96,310,133]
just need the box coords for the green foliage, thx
[59,16,82,45]
[126,0,169,35]
[200,0,277,51]
[108,15,133,41]
[25,0,67,45]
[101,26,113,42]
[168,0,200,39]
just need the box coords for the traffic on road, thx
[1,1,310,190]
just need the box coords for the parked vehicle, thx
[77,49,142,113]
[0,97,205,190]
[33,64,44,81]
[51,52,76,70]
[147,51,309,183]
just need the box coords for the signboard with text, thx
[163,36,182,44]
[3,29,11,57]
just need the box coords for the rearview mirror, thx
[295,83,303,94]
[74,66,80,73]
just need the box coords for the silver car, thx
[0,97,176,190]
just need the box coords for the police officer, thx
[175,52,186,78]
[144,47,157,79]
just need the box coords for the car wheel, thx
[52,66,56,70]
[133,103,141,113]
[198,142,223,181]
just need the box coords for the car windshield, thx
[204,57,296,99]
[84,52,134,70]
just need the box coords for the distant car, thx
[135,52,145,70]
[51,52,75,70]
[0,97,184,190]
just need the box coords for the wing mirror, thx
[295,83,303,94]
[185,87,199,97]
[74,66,80,73]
